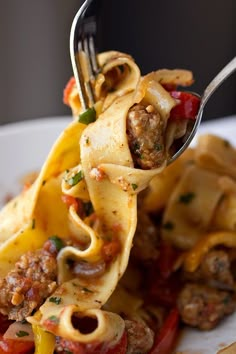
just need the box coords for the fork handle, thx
[201,56,236,110]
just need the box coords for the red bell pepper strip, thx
[169,91,200,120]
[157,242,179,279]
[149,308,179,354]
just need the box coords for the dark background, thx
[0,0,235,125]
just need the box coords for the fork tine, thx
[70,0,101,112]
[83,36,95,81]
[74,52,89,111]
[88,35,99,74]
[78,38,95,106]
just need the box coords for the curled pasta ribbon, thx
[41,304,125,345]
[57,206,104,283]
[62,165,89,200]
[99,164,165,194]
[96,51,141,111]
[67,51,141,116]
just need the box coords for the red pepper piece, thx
[149,308,179,354]
[170,91,200,120]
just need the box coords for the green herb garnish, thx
[131,183,138,191]
[78,107,96,125]
[48,315,59,324]
[49,235,64,252]
[49,296,62,305]
[67,170,83,186]
[16,330,29,337]
[179,192,195,204]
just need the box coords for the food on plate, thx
[218,342,236,353]
[0,50,235,354]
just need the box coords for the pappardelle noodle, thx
[0,51,235,354]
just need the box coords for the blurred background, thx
[0,0,235,125]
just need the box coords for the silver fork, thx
[169,56,236,164]
[70,0,101,112]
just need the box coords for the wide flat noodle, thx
[0,120,85,277]
[161,164,224,249]
[33,82,166,343]
[142,148,194,212]
[195,134,236,178]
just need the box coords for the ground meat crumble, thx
[127,104,165,169]
[177,283,236,330]
[0,247,57,321]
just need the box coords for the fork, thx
[70,0,101,111]
[169,56,236,164]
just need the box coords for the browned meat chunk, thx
[184,250,234,290]
[0,247,57,321]
[127,104,165,169]
[177,283,236,330]
[131,211,159,263]
[125,319,154,354]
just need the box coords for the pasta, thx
[0,50,235,354]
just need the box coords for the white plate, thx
[0,117,70,207]
[0,115,236,353]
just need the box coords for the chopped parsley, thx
[16,330,29,337]
[78,107,96,125]
[178,192,195,204]
[49,296,62,305]
[49,235,64,252]
[67,170,84,186]
[162,221,174,230]
[48,315,59,324]
[131,183,138,191]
